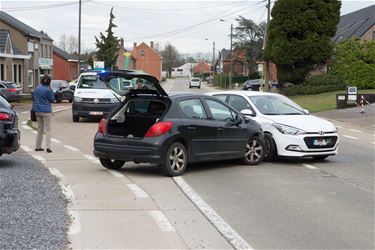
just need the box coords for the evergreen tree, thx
[95,8,119,70]
[264,0,341,84]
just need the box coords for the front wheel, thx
[264,133,277,162]
[242,136,264,165]
[99,158,126,170]
[55,95,62,103]
[72,115,79,122]
[160,142,187,176]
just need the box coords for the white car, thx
[207,91,339,161]
[189,78,201,88]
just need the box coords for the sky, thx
[1,0,374,55]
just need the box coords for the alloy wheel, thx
[244,138,264,164]
[168,146,186,173]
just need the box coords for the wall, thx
[361,24,375,41]
[132,43,161,80]
[53,53,69,80]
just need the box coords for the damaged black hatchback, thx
[93,70,265,176]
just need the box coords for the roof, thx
[333,5,375,42]
[210,90,282,97]
[0,29,25,55]
[220,49,231,61]
[0,11,53,41]
[53,46,78,61]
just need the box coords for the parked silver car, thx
[0,81,22,102]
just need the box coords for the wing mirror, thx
[241,109,254,116]
[69,85,76,91]
[303,109,309,114]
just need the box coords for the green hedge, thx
[213,73,259,89]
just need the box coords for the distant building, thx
[132,41,162,81]
[333,4,375,42]
[53,46,79,81]
[193,61,211,75]
[0,11,54,92]
[116,38,135,71]
[171,63,195,77]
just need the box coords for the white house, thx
[171,63,196,77]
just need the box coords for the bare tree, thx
[59,34,67,51]
[160,43,180,77]
[67,35,78,54]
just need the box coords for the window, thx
[0,64,4,81]
[372,31,375,41]
[179,99,207,119]
[206,99,234,121]
[13,64,17,83]
[213,94,227,102]
[141,49,145,56]
[18,65,22,83]
[28,70,33,87]
[228,95,252,112]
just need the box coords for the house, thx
[0,11,54,92]
[171,63,195,77]
[116,38,135,70]
[53,46,79,81]
[132,41,162,81]
[333,4,374,42]
[193,61,211,75]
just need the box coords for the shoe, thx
[35,148,44,151]
[46,148,52,153]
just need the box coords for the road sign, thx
[93,61,104,70]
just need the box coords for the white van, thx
[72,71,130,122]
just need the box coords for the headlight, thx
[111,98,119,103]
[74,96,82,102]
[272,123,305,135]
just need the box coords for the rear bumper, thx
[72,102,118,117]
[0,129,20,154]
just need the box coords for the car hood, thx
[75,89,120,99]
[267,114,336,132]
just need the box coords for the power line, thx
[2,0,90,11]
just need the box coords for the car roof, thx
[209,90,282,97]
[168,91,210,99]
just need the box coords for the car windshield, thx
[249,95,305,115]
[0,95,11,109]
[191,78,200,82]
[77,75,109,89]
[51,81,62,89]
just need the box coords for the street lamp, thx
[205,38,215,79]
[220,19,233,90]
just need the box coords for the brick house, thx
[0,11,54,92]
[53,46,79,81]
[132,42,162,81]
[193,61,211,75]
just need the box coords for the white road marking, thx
[370,142,375,145]
[32,131,37,134]
[107,170,124,178]
[303,164,319,170]
[335,125,342,128]
[148,210,176,232]
[53,107,71,113]
[22,125,31,130]
[349,129,362,133]
[51,138,61,143]
[173,176,253,250]
[83,154,100,164]
[22,121,27,125]
[342,135,359,140]
[21,111,28,114]
[20,145,32,152]
[61,184,75,199]
[32,155,46,162]
[68,211,81,235]
[64,145,79,152]
[127,184,149,198]
[48,168,64,179]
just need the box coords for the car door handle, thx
[217,127,225,131]
[187,126,197,130]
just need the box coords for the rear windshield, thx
[191,78,200,82]
[0,95,11,109]
[1,82,17,88]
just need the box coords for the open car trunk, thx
[107,98,169,138]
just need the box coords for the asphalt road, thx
[171,78,375,249]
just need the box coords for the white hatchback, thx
[207,91,339,161]
[189,77,201,88]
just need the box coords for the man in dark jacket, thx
[33,75,54,153]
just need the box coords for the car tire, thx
[160,142,187,177]
[99,158,126,170]
[264,133,277,162]
[56,95,62,103]
[242,136,264,165]
[69,99,73,103]
[313,155,329,161]
[72,115,79,122]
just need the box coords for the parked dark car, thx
[0,81,22,102]
[51,80,74,103]
[93,71,265,176]
[0,95,20,157]
[242,79,278,91]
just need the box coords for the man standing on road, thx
[33,74,54,153]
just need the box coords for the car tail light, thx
[145,121,173,137]
[98,118,108,135]
[8,88,17,93]
[0,113,12,121]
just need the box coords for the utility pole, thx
[229,23,233,90]
[212,41,215,77]
[263,0,271,92]
[77,0,82,75]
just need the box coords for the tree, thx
[95,8,119,70]
[265,0,341,84]
[233,16,265,77]
[66,35,78,54]
[161,43,180,77]
[59,34,67,51]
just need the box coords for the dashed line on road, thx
[349,129,362,133]
[21,111,29,114]
[51,138,61,143]
[83,154,100,164]
[335,125,342,129]
[148,210,176,232]
[22,125,31,130]
[20,145,32,152]
[370,142,375,145]
[61,184,75,200]
[32,154,46,162]
[54,107,72,113]
[22,121,27,125]
[342,135,359,140]
[107,169,124,178]
[127,184,149,198]
[302,163,319,170]
[173,176,253,250]
[32,131,37,134]
[64,145,79,152]
[68,211,81,235]
[48,168,64,179]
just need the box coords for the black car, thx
[0,81,22,102]
[93,71,265,176]
[51,80,74,103]
[0,95,20,157]
[242,79,278,91]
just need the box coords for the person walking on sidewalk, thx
[33,74,54,153]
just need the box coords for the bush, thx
[281,73,346,96]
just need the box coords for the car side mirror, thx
[70,85,76,91]
[303,109,309,114]
[241,109,254,116]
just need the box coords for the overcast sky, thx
[1,0,373,55]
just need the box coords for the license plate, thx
[313,138,327,146]
[89,111,103,115]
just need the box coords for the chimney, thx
[133,42,137,49]
[150,41,154,48]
